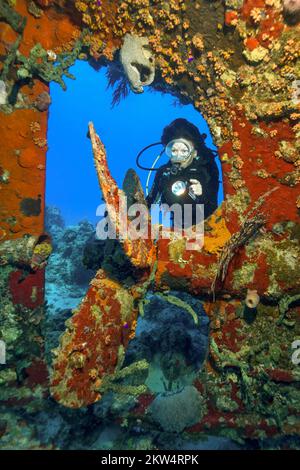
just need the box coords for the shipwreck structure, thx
[0,0,299,447]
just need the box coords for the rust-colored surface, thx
[0,2,81,240]
[51,269,143,407]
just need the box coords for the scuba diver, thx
[136,118,220,226]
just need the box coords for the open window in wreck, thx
[44,54,224,405]
[45,55,224,313]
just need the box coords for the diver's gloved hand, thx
[189,179,202,196]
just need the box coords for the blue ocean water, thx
[46,60,223,225]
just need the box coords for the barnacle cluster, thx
[30,121,41,133]
[250,8,265,25]
[33,136,47,148]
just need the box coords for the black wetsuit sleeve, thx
[207,160,219,213]
[195,158,219,217]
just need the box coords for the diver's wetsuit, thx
[146,153,219,225]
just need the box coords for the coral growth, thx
[0,0,300,449]
[149,386,207,433]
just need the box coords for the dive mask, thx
[165,138,195,164]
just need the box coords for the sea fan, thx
[105,61,130,108]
